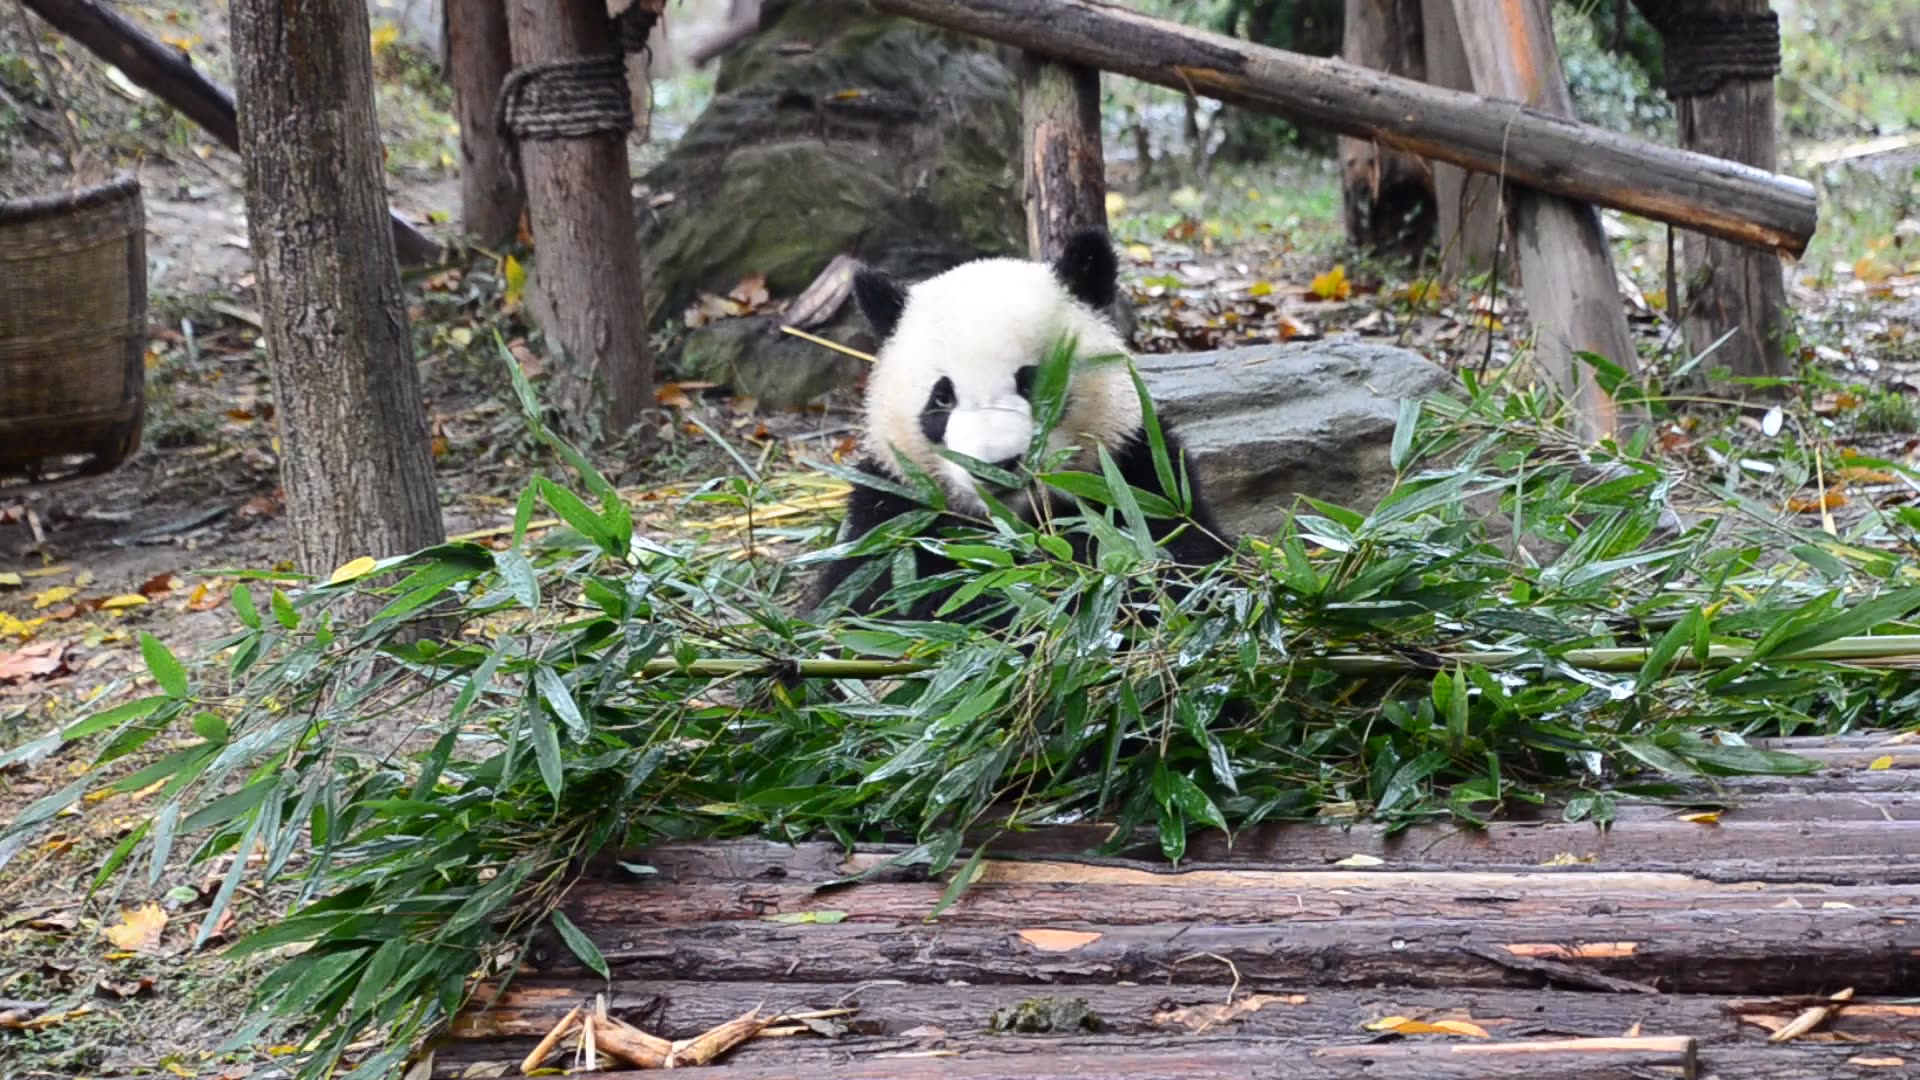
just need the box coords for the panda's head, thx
[851,229,1141,516]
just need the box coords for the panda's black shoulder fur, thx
[802,422,1233,626]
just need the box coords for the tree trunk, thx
[503,2,652,434]
[1420,0,1500,278]
[1337,0,1434,261]
[1672,0,1792,384]
[18,0,443,266]
[446,0,522,245]
[230,0,445,574]
[1018,54,1107,261]
[1450,0,1645,443]
[864,0,1818,256]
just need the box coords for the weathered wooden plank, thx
[443,1033,1891,1080]
[558,875,1920,930]
[521,907,1920,996]
[864,0,1818,255]
[1018,53,1107,261]
[605,815,1920,881]
[446,979,1920,1047]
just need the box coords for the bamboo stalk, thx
[631,635,1920,682]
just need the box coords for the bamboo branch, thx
[632,635,1920,681]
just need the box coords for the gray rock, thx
[1137,339,1456,540]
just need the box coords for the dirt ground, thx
[1,1,1918,1077]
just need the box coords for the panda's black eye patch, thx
[920,376,955,444]
[1014,365,1038,402]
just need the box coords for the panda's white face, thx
[853,237,1142,517]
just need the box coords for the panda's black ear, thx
[1052,227,1119,310]
[852,268,908,341]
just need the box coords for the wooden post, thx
[1337,0,1435,261]
[17,0,443,267]
[1666,0,1793,382]
[501,2,652,433]
[446,0,522,245]
[1450,0,1645,443]
[1420,0,1500,278]
[864,0,1818,257]
[230,0,446,574]
[1017,54,1107,261]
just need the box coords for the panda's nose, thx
[992,456,1022,472]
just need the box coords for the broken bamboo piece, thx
[865,0,1818,255]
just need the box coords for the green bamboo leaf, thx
[197,790,271,949]
[1097,444,1157,559]
[270,588,299,630]
[1163,770,1227,833]
[550,909,610,981]
[1767,586,1920,660]
[528,699,563,799]
[63,694,168,743]
[140,633,189,699]
[1376,749,1450,815]
[1634,608,1703,692]
[928,840,993,921]
[494,550,540,609]
[1390,397,1420,472]
[230,584,260,629]
[535,667,587,741]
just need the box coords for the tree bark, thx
[503,1,652,434]
[1420,0,1500,278]
[1451,0,1645,443]
[1337,0,1435,260]
[230,0,445,574]
[445,0,522,245]
[19,0,442,267]
[864,0,1818,256]
[1672,0,1793,383]
[1017,54,1107,261]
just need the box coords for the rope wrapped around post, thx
[492,4,660,143]
[1632,3,1782,98]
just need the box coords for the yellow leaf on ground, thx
[1869,754,1895,770]
[0,571,21,587]
[1309,264,1351,301]
[31,586,78,609]
[503,254,527,309]
[98,595,149,610]
[1679,811,1721,825]
[103,903,167,952]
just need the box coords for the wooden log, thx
[502,1,653,430]
[1451,0,1644,444]
[1337,0,1436,260]
[447,978,1920,1047]
[1664,0,1794,383]
[595,816,1920,889]
[862,0,1818,256]
[555,876,1920,931]
[17,0,443,267]
[1419,0,1500,278]
[524,907,1920,995]
[437,1033,1887,1080]
[1017,53,1108,262]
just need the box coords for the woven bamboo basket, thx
[0,172,148,479]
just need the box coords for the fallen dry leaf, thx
[0,641,71,683]
[103,902,167,952]
[96,974,157,999]
[1869,754,1895,770]
[1679,811,1722,825]
[1308,264,1351,301]
[139,573,182,597]
[1364,1016,1491,1037]
[1154,993,1306,1032]
[1786,491,1848,514]
[1016,928,1102,952]
[30,585,78,610]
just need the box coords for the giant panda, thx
[801,227,1237,628]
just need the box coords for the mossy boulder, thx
[640,0,1025,407]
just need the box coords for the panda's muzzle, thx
[941,403,1035,484]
